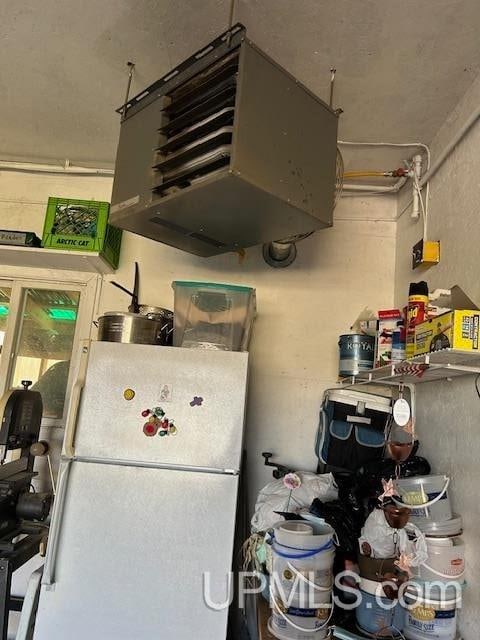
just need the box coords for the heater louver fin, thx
[153,48,240,198]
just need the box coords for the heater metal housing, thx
[110,24,339,257]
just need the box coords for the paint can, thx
[355,587,405,637]
[415,536,465,583]
[268,521,335,640]
[268,590,331,640]
[403,594,459,640]
[394,476,452,525]
[275,521,333,550]
[338,334,375,377]
[271,522,335,598]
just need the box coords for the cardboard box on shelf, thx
[414,286,479,356]
[376,309,403,367]
[415,310,480,355]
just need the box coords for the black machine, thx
[0,381,52,639]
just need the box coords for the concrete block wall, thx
[395,74,480,638]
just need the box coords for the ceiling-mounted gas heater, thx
[110,24,339,257]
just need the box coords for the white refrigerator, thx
[30,341,249,639]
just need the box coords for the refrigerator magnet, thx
[160,384,173,402]
[143,422,159,437]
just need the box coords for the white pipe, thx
[411,155,422,219]
[338,140,431,170]
[419,105,480,187]
[396,105,480,220]
[0,160,114,177]
[342,176,407,194]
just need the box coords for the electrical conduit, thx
[419,104,480,186]
[0,160,114,177]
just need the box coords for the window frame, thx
[0,265,101,428]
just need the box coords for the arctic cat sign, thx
[54,237,91,247]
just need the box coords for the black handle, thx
[110,281,135,298]
[261,451,291,479]
[110,261,140,313]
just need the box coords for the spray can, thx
[391,320,406,363]
[406,281,429,358]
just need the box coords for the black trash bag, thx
[360,447,431,500]
[309,498,362,557]
[334,471,366,523]
[275,471,367,555]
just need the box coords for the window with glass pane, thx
[0,286,12,365]
[12,289,80,419]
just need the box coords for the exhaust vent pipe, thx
[262,232,314,268]
[262,241,297,268]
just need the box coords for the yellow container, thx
[414,310,480,355]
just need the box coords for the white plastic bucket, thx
[276,522,315,546]
[272,531,335,599]
[394,476,451,525]
[416,514,462,537]
[405,579,462,605]
[275,521,333,550]
[403,594,459,640]
[269,589,331,640]
[269,520,335,639]
[416,537,465,583]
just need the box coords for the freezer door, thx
[69,342,248,471]
[33,460,239,640]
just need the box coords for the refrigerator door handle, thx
[63,384,83,458]
[16,566,43,640]
[42,460,73,586]
[63,341,90,457]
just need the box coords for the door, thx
[0,285,12,371]
[10,287,81,420]
[70,341,249,472]
[34,461,239,640]
[0,279,97,426]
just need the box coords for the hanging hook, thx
[329,68,336,108]
[226,0,237,46]
[122,61,136,118]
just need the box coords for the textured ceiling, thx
[1,0,480,170]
